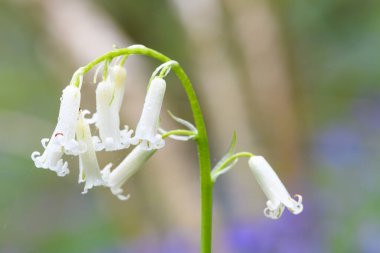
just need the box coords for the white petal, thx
[56,85,81,145]
[95,74,129,151]
[110,65,127,111]
[41,138,50,149]
[133,77,166,149]
[76,111,106,193]
[106,145,155,200]
[287,194,303,215]
[264,201,285,219]
[31,85,81,175]
[82,110,97,125]
[32,140,65,174]
[93,62,104,84]
[92,136,105,151]
[248,156,303,218]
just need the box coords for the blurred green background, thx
[1,0,380,252]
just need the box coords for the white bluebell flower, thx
[31,85,83,176]
[76,110,110,194]
[130,77,166,150]
[102,144,155,200]
[94,65,132,151]
[248,156,303,219]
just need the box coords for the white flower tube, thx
[248,156,303,219]
[111,65,127,111]
[31,85,82,176]
[103,144,155,200]
[95,66,132,151]
[131,77,166,150]
[76,111,109,194]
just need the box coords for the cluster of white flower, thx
[30,53,303,219]
[31,62,194,200]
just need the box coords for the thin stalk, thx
[73,45,213,253]
[211,152,254,183]
[213,152,254,175]
[161,129,195,139]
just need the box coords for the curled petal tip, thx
[31,151,40,161]
[264,208,280,220]
[117,194,130,201]
[41,138,50,149]
[294,194,303,203]
[55,161,69,177]
[110,187,130,201]
[290,194,303,215]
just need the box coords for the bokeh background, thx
[1,0,380,252]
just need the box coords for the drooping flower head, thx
[76,110,110,193]
[31,85,82,176]
[248,156,303,219]
[102,144,155,200]
[131,77,166,150]
[94,65,132,151]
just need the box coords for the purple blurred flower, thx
[358,221,380,253]
[352,95,380,130]
[224,206,324,253]
[312,94,380,169]
[312,125,367,168]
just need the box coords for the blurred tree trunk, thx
[222,0,301,177]
[170,1,261,247]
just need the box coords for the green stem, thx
[171,64,213,253]
[161,129,196,139]
[74,45,213,253]
[215,152,253,172]
[211,152,254,182]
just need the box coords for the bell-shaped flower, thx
[102,144,155,200]
[130,77,166,150]
[31,85,82,176]
[248,156,303,219]
[76,110,110,194]
[94,65,132,151]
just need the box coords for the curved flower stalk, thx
[102,144,155,200]
[248,156,303,219]
[130,77,166,150]
[31,85,82,176]
[76,111,110,194]
[94,65,132,151]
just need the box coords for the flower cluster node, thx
[32,59,193,199]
